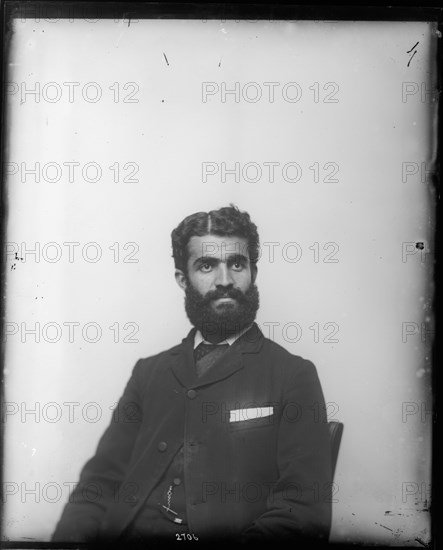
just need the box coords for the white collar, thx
[193,324,253,349]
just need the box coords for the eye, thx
[199,263,212,272]
[231,261,244,271]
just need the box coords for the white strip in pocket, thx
[229,407,274,423]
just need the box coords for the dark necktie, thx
[193,343,230,377]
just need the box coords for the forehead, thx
[187,235,249,261]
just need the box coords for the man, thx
[52,205,332,545]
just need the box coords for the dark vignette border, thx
[0,2,441,550]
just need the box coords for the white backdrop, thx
[3,16,435,545]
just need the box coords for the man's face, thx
[175,235,259,341]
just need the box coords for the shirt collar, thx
[193,324,253,349]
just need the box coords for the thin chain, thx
[161,484,184,524]
[166,485,173,510]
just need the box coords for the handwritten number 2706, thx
[176,533,198,541]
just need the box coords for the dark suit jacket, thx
[52,323,332,544]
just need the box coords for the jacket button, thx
[173,477,181,486]
[127,495,138,507]
[158,441,168,452]
[187,389,197,399]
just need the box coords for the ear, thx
[175,269,187,291]
[251,264,258,284]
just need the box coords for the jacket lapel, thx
[170,323,264,389]
[169,328,197,389]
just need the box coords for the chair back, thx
[328,421,344,478]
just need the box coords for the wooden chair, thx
[328,421,344,478]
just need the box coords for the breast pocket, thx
[228,407,276,432]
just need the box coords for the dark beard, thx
[184,282,260,342]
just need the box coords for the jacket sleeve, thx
[51,360,144,542]
[241,359,333,543]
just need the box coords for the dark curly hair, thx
[171,204,260,274]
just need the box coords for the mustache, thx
[184,281,260,337]
[201,287,246,302]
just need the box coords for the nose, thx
[214,263,234,288]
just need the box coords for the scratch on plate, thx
[374,522,393,532]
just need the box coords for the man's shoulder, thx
[258,337,322,395]
[133,332,193,371]
[261,333,316,372]
[137,341,185,365]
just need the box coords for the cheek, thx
[234,271,252,289]
[189,273,211,293]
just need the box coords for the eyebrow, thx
[192,254,250,267]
